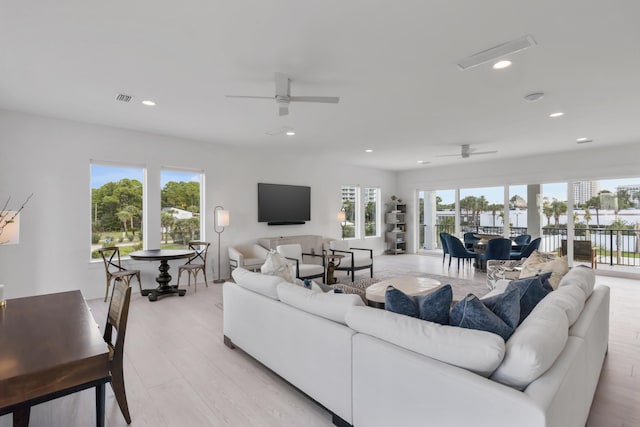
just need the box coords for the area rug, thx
[333,273,490,302]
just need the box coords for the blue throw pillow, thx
[415,284,452,325]
[489,285,521,330]
[385,286,419,317]
[537,271,554,292]
[450,293,514,341]
[506,275,551,324]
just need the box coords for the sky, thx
[435,178,640,205]
[90,164,200,188]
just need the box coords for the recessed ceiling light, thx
[365,149,373,153]
[576,138,593,144]
[524,92,545,102]
[285,131,296,136]
[417,160,430,164]
[492,60,512,69]
[141,100,156,106]
[549,112,564,118]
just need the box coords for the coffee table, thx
[365,275,442,308]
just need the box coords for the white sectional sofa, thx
[223,267,609,427]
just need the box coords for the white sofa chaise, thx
[223,267,609,427]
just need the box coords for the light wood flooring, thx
[1,254,638,426]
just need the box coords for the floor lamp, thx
[214,206,229,283]
[337,209,346,239]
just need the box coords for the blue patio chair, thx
[512,234,532,251]
[510,237,541,260]
[439,232,451,265]
[445,234,477,270]
[463,232,481,250]
[479,238,512,270]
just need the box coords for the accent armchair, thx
[228,244,269,272]
[328,240,373,281]
[276,243,326,282]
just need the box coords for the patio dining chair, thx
[177,241,210,292]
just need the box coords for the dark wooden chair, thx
[561,240,597,269]
[177,241,210,292]
[98,247,142,302]
[104,280,132,424]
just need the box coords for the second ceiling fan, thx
[436,144,498,159]
[225,72,340,116]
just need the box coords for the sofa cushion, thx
[277,282,364,325]
[261,250,295,283]
[450,294,515,341]
[505,275,551,324]
[232,267,284,300]
[537,284,586,326]
[491,304,569,390]
[385,284,452,325]
[346,306,505,377]
[519,254,569,289]
[558,266,596,297]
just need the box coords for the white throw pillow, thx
[519,255,569,289]
[491,304,568,390]
[277,282,364,325]
[261,250,295,283]
[345,306,506,377]
[231,267,284,300]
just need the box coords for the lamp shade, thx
[216,209,230,227]
[337,211,346,223]
[0,212,20,245]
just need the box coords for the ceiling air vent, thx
[457,35,537,71]
[115,93,133,103]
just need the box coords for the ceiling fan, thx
[225,72,340,116]
[436,144,498,159]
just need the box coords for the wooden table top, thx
[0,290,109,409]
[129,249,194,261]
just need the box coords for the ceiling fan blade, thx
[289,96,340,103]
[275,72,290,97]
[471,150,498,155]
[435,153,461,158]
[225,95,273,100]
[279,105,289,116]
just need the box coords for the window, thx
[364,187,380,237]
[459,186,504,234]
[341,186,359,238]
[90,163,144,259]
[160,169,203,249]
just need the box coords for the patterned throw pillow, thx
[519,254,569,289]
[261,250,295,283]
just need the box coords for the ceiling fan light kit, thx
[436,144,498,159]
[226,72,339,116]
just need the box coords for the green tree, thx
[161,211,175,244]
[585,194,602,228]
[487,203,502,226]
[161,181,200,212]
[542,199,554,226]
[551,199,567,226]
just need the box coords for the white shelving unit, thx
[385,202,407,254]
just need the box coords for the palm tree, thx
[551,199,567,226]
[542,199,554,226]
[116,210,131,234]
[583,208,592,239]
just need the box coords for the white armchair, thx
[276,243,326,282]
[228,244,269,272]
[328,240,373,282]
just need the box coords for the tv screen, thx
[258,183,311,225]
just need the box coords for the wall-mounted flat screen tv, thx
[258,183,311,225]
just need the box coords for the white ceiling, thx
[2,1,640,171]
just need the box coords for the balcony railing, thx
[421,224,640,268]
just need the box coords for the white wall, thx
[398,143,640,252]
[0,110,396,300]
